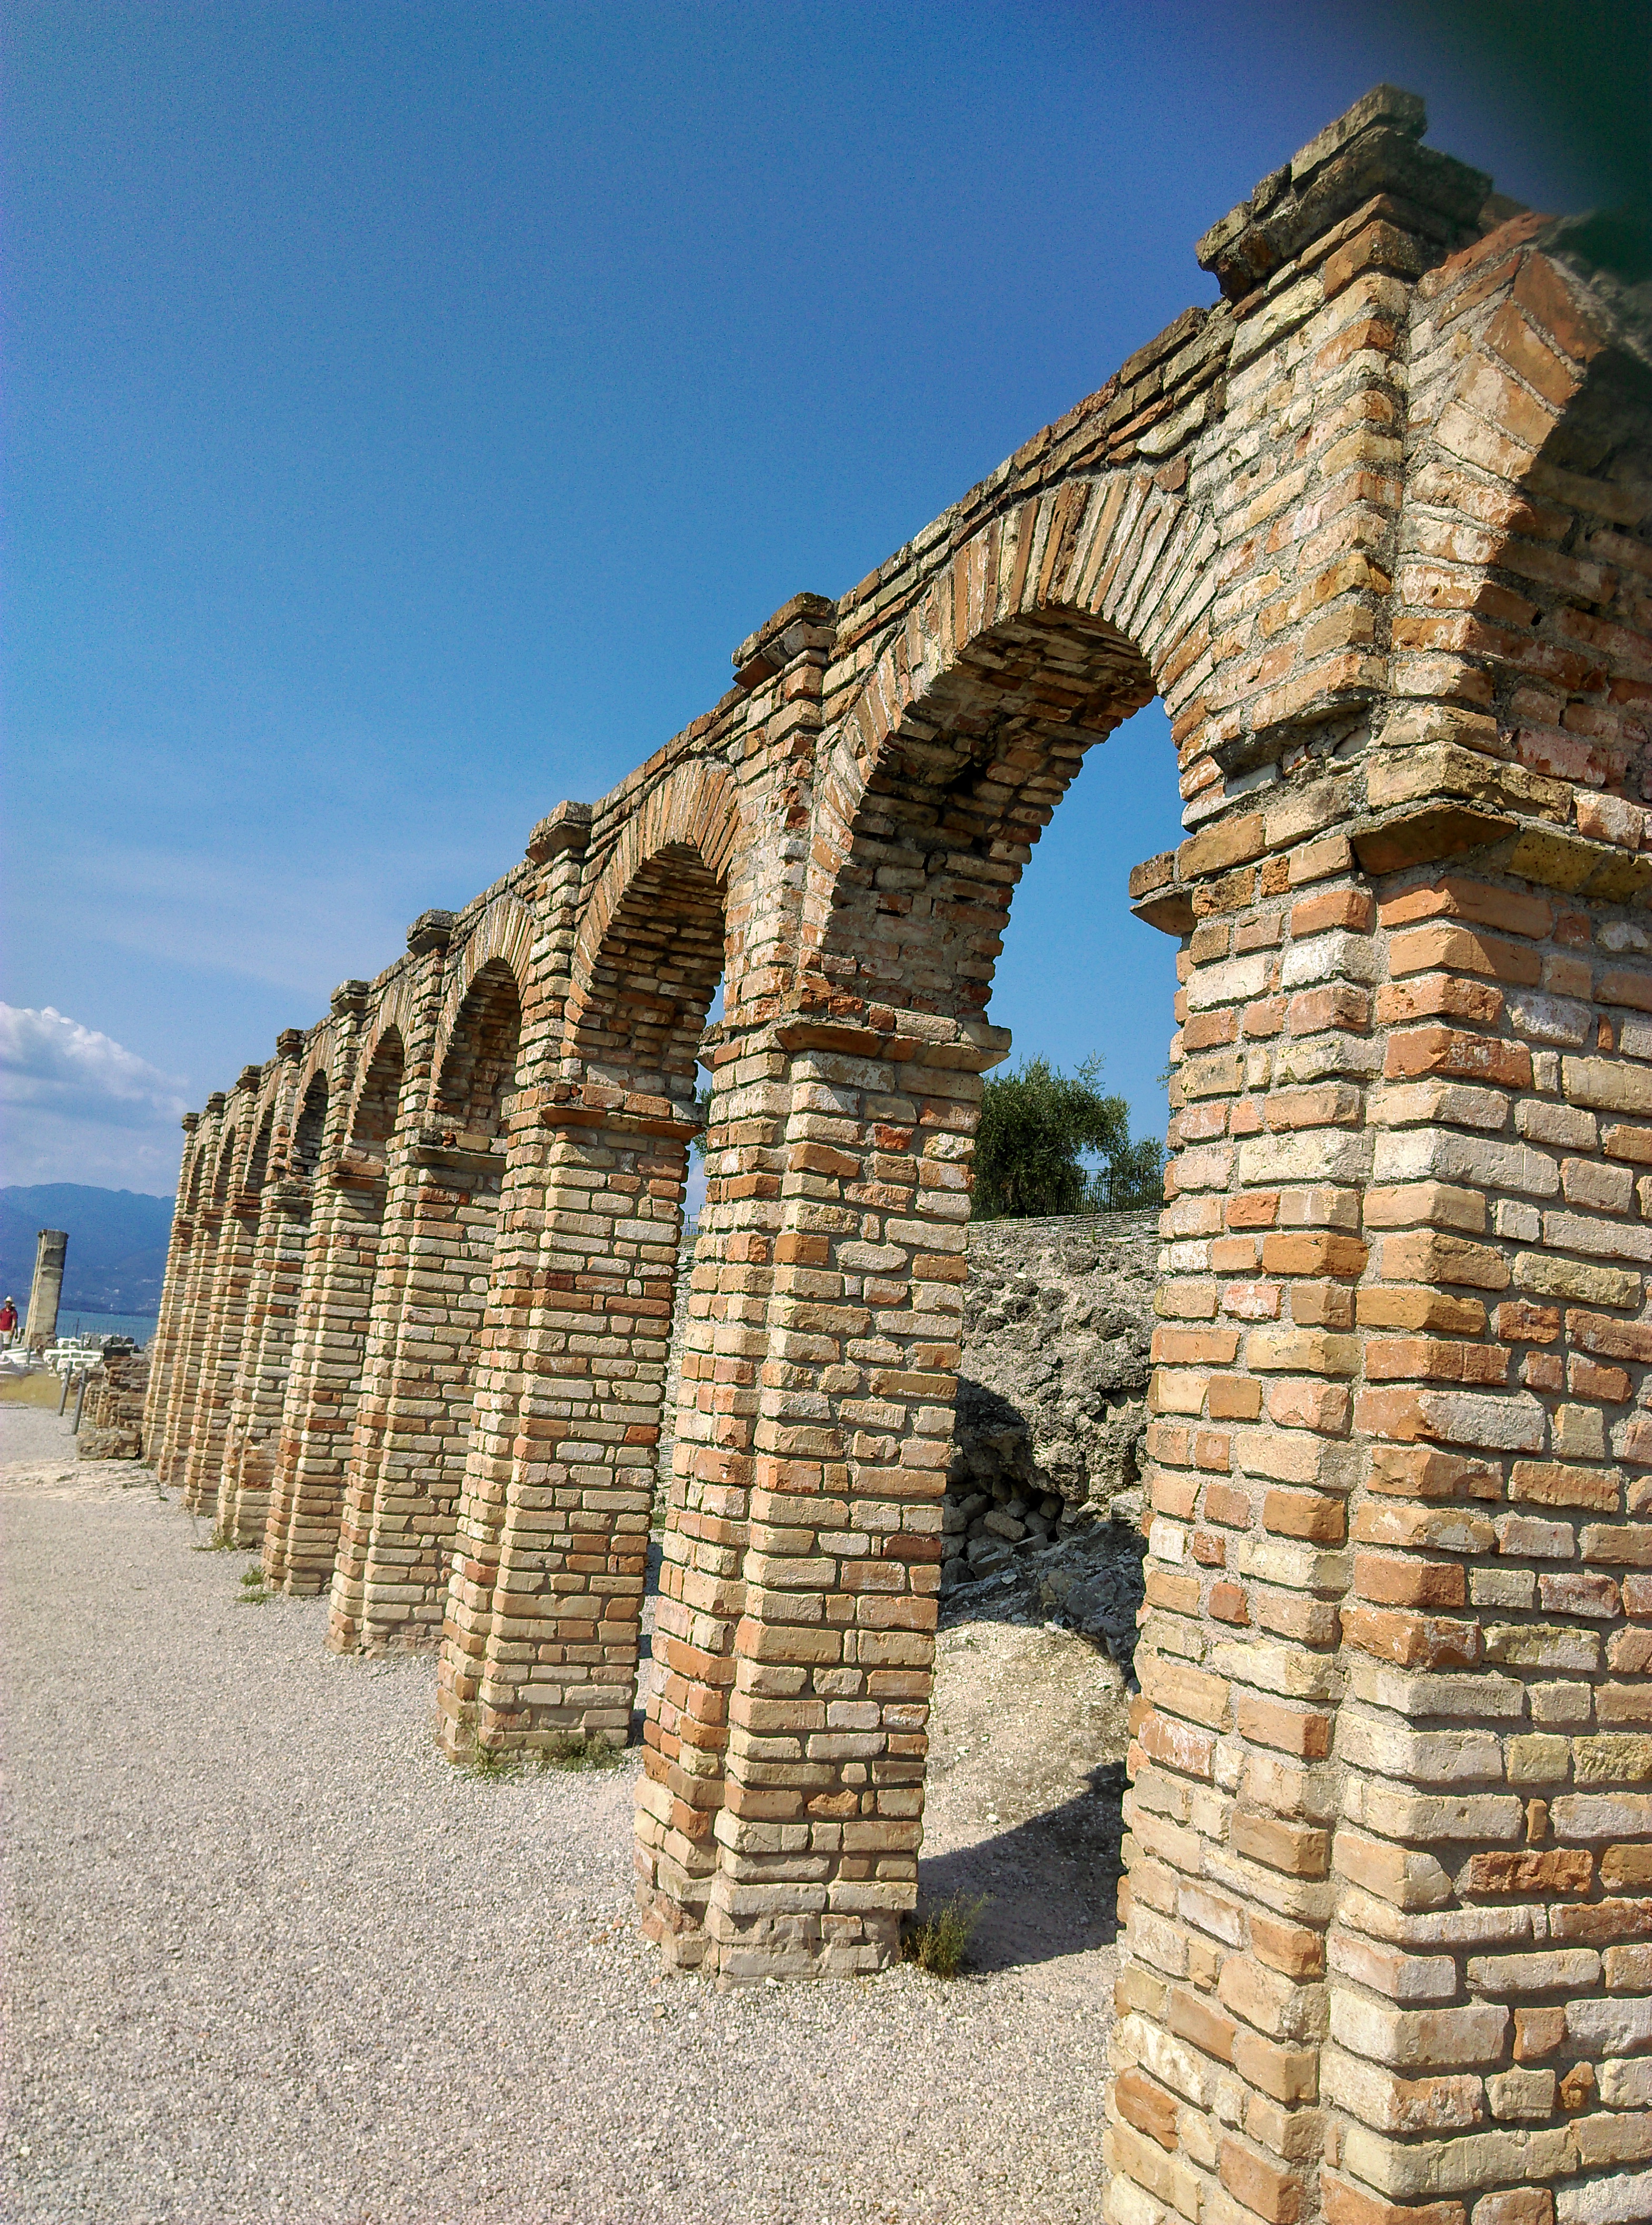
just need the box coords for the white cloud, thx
[0,1005,189,1190]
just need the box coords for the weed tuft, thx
[540,1730,621,1773]
[235,1563,276,1607]
[902,1893,987,1980]
[463,1737,519,1780]
[461,1728,624,1781]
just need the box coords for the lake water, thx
[48,1310,160,1346]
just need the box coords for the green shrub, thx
[902,1893,987,1978]
[972,1056,1161,1219]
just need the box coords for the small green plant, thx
[461,1727,624,1781]
[234,1563,276,1606]
[902,1893,987,1980]
[540,1730,621,1773]
[190,1525,237,1553]
[463,1736,519,1780]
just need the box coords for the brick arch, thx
[355,974,416,1088]
[805,484,1219,992]
[566,852,727,1097]
[434,960,523,1137]
[283,1029,336,1169]
[812,604,1160,1022]
[434,766,737,1772]
[181,1136,209,1215]
[208,1121,240,1203]
[288,1067,330,1177]
[347,1023,406,1149]
[431,895,536,1088]
[562,759,739,1104]
[571,758,740,1000]
[1393,228,1652,831]
[241,1101,278,1197]
[236,1066,287,1190]
[344,976,414,1145]
[1410,232,1613,513]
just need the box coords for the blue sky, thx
[3,2,1614,1192]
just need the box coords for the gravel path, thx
[0,1413,1124,2224]
[0,1402,86,1463]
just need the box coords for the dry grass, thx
[0,1372,73,1411]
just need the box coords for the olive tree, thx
[971,1056,1162,1219]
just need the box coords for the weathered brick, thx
[142,93,1652,2215]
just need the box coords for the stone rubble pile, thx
[77,1348,150,1462]
[942,1210,1155,1591]
[939,1519,1149,1671]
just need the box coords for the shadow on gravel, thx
[916,1760,1126,1974]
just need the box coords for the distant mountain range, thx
[0,1185,175,1317]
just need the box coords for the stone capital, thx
[525,800,593,862]
[404,911,455,957]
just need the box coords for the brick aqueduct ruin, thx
[146,88,1652,2225]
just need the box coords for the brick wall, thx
[142,84,1650,2225]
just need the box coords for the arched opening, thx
[434,960,522,1141]
[824,620,1182,1975]
[146,1136,211,1458]
[168,1124,239,1502]
[568,843,726,1099]
[198,1102,282,1531]
[223,1071,333,1551]
[291,1070,330,1176]
[350,1033,404,1155]
[266,1046,412,1595]
[713,601,1175,1974]
[331,970,520,1652]
[438,843,727,1759]
[820,609,1156,1016]
[569,845,726,1700]
[244,1107,275,1196]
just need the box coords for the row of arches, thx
[134,103,1652,2225]
[151,958,530,1619]
[142,597,1179,1963]
[144,769,743,1761]
[145,311,1637,1993]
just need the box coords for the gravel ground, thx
[0,1410,1125,2225]
[0,1402,88,1461]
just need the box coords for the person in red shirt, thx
[0,1298,17,1341]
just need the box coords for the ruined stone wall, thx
[78,1347,150,1460]
[949,1209,1154,1565]
[142,84,1652,2225]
